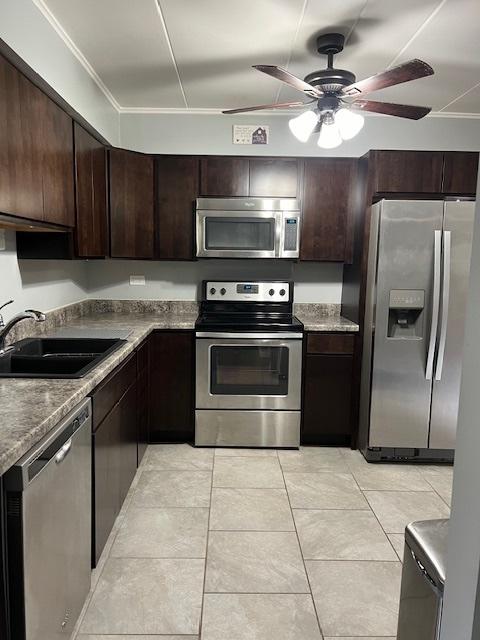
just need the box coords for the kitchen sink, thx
[0,338,127,378]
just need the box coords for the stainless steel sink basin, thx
[0,338,127,378]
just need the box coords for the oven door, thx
[196,210,280,258]
[196,334,302,410]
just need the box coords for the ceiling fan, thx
[222,33,434,148]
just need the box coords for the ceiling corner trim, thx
[31,0,122,112]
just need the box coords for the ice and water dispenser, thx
[387,290,425,338]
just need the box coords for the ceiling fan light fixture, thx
[288,110,319,142]
[317,114,342,149]
[335,107,365,140]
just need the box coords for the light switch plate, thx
[0,230,5,251]
[129,275,146,286]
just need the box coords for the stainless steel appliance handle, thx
[435,230,451,381]
[195,332,304,339]
[55,439,72,464]
[426,230,442,380]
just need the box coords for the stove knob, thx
[280,288,286,296]
[269,289,275,296]
[220,287,226,296]
[210,287,216,295]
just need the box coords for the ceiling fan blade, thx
[222,100,313,115]
[352,99,431,120]
[253,65,322,97]
[343,59,434,97]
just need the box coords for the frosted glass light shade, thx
[288,110,318,142]
[335,107,364,140]
[317,120,342,149]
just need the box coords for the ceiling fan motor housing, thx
[304,33,356,94]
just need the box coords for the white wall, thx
[86,260,342,304]
[0,232,88,322]
[0,0,119,144]
[120,112,480,156]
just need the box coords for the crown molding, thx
[32,0,121,111]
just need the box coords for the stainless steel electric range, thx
[195,280,303,448]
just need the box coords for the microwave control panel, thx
[205,281,291,302]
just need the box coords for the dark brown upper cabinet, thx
[200,156,249,196]
[109,148,155,259]
[74,123,108,257]
[156,155,199,260]
[442,151,479,196]
[249,158,302,198]
[371,150,444,194]
[0,54,75,227]
[300,158,357,262]
[0,55,43,222]
[40,92,75,227]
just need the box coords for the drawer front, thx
[306,333,355,355]
[92,352,137,430]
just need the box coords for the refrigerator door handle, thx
[435,230,451,381]
[426,230,442,380]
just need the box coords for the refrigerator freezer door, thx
[429,201,475,449]
[369,200,444,448]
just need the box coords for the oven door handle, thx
[195,332,304,339]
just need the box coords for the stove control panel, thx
[205,281,291,302]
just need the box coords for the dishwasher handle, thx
[4,398,91,491]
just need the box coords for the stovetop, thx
[196,280,303,333]
[195,312,304,333]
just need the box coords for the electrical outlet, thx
[0,230,5,251]
[129,275,146,286]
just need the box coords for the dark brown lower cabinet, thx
[92,376,138,566]
[0,477,7,640]
[148,331,194,443]
[137,339,150,465]
[302,334,355,446]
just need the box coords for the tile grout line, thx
[198,460,215,640]
[278,453,326,639]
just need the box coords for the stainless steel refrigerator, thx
[359,199,475,462]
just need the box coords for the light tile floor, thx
[73,444,453,640]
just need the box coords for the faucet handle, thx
[0,300,13,328]
[25,309,46,322]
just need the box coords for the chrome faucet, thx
[0,301,46,354]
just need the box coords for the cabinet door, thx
[40,93,75,226]
[93,382,137,565]
[109,148,155,258]
[149,331,194,442]
[372,150,444,194]
[302,353,353,445]
[200,156,249,196]
[443,151,479,195]
[137,339,150,465]
[0,55,43,221]
[93,403,121,565]
[249,158,302,197]
[74,122,108,256]
[156,155,199,259]
[301,158,357,261]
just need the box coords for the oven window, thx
[210,345,289,395]
[205,217,275,251]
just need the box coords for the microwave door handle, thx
[275,212,283,258]
[435,230,451,381]
[426,229,442,380]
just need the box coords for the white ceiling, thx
[37,0,480,115]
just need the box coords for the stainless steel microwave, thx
[196,197,301,258]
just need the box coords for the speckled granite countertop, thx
[0,300,358,476]
[294,304,359,333]
[0,308,197,476]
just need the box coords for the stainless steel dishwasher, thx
[4,398,92,640]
